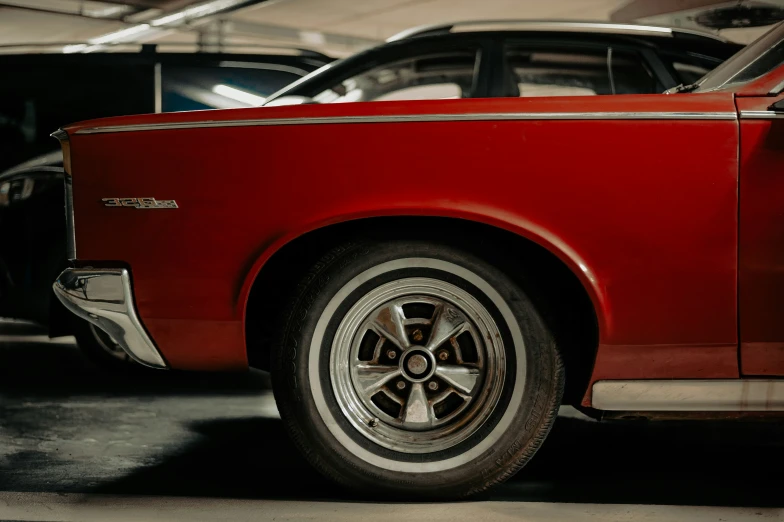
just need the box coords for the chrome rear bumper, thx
[53,268,167,369]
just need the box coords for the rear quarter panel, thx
[65,95,739,394]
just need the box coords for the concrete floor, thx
[0,320,783,521]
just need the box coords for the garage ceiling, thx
[0,0,780,57]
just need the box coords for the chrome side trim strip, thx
[53,268,167,369]
[592,380,784,411]
[75,111,737,135]
[740,110,784,119]
[64,177,76,259]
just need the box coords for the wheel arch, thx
[242,212,603,404]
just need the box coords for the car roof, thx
[378,22,744,62]
[387,20,729,43]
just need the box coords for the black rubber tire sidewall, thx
[271,241,564,499]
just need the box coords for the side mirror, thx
[263,95,316,107]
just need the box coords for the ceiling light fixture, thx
[212,84,266,106]
[88,24,153,45]
[62,44,89,54]
[150,0,248,26]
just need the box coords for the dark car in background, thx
[0,45,332,369]
[264,21,744,105]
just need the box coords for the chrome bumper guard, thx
[53,268,167,369]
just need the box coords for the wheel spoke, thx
[372,303,410,349]
[354,364,402,396]
[426,304,468,351]
[402,382,433,428]
[436,365,481,395]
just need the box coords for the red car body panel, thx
[64,94,742,403]
[737,95,784,376]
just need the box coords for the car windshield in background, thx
[162,64,303,111]
[312,50,478,102]
[265,27,739,106]
[695,21,784,91]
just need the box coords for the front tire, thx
[271,241,563,498]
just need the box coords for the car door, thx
[728,32,784,375]
[737,84,784,375]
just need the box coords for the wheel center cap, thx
[406,354,428,375]
[401,348,435,381]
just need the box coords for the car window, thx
[729,39,784,86]
[161,65,303,111]
[696,22,784,91]
[311,49,479,103]
[610,49,659,94]
[503,44,658,96]
[660,52,722,85]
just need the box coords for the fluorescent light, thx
[212,84,266,106]
[62,44,88,54]
[84,4,134,18]
[88,24,151,45]
[299,30,326,46]
[150,0,245,26]
[150,12,187,26]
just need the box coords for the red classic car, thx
[52,22,784,498]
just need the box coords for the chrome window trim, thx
[217,60,310,76]
[740,110,784,119]
[53,268,167,369]
[593,379,784,411]
[74,111,736,135]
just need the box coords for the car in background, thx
[0,44,332,369]
[264,20,743,105]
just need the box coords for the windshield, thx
[695,21,784,92]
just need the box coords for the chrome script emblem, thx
[102,198,178,209]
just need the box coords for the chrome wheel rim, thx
[89,324,130,362]
[331,277,506,454]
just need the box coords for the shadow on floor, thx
[0,338,269,398]
[91,414,784,506]
[2,323,783,506]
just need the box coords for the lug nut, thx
[428,381,439,391]
[438,350,449,361]
[387,350,397,359]
[396,381,406,390]
[368,417,379,428]
[411,329,424,342]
